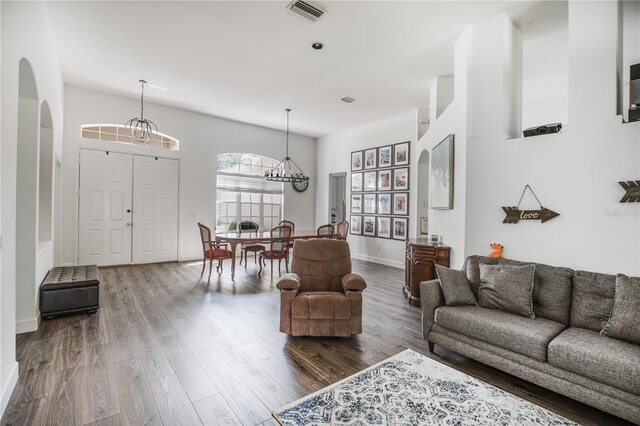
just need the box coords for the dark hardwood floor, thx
[1,259,633,426]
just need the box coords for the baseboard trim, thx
[1,361,19,415]
[16,315,40,334]
[351,253,403,269]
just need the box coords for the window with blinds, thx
[81,124,179,150]
[216,153,284,232]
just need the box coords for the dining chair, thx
[334,220,349,241]
[198,222,233,281]
[317,224,335,238]
[259,225,292,278]
[238,221,265,267]
[279,219,296,252]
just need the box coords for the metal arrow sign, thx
[619,181,640,203]
[502,185,560,224]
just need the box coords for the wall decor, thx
[364,148,377,169]
[351,151,363,171]
[364,171,377,191]
[619,180,640,202]
[502,185,560,224]
[393,192,409,215]
[351,173,363,192]
[378,193,392,215]
[430,134,454,209]
[351,194,362,214]
[378,145,392,168]
[363,194,377,214]
[420,217,428,234]
[378,170,392,191]
[377,217,391,238]
[363,216,376,236]
[393,168,409,190]
[392,217,408,240]
[393,142,410,166]
[350,215,362,235]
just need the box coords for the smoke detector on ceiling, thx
[286,0,325,22]
[341,97,355,103]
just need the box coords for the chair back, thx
[197,222,213,252]
[279,219,295,235]
[317,224,335,238]
[270,225,292,253]
[336,220,349,240]
[291,239,352,292]
[238,221,259,235]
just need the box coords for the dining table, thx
[215,230,319,279]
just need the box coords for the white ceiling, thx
[47,1,566,138]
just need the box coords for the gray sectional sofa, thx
[420,255,640,424]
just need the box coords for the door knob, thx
[126,222,132,226]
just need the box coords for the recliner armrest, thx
[420,279,445,339]
[276,273,301,292]
[342,274,367,291]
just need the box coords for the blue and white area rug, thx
[273,349,576,425]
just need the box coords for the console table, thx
[404,239,451,307]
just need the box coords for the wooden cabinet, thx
[404,239,450,307]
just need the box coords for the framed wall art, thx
[363,216,376,236]
[364,171,377,191]
[393,142,410,166]
[392,217,408,240]
[377,217,391,238]
[377,169,392,191]
[363,193,377,214]
[350,215,362,235]
[378,145,392,168]
[351,151,363,171]
[351,173,363,192]
[377,193,392,215]
[393,192,409,215]
[430,134,454,209]
[351,194,362,214]
[393,168,409,190]
[364,148,377,169]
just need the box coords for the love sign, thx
[502,185,559,224]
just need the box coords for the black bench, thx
[40,265,100,320]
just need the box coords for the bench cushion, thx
[41,265,99,291]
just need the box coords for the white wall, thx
[1,0,64,413]
[62,86,316,265]
[316,112,417,268]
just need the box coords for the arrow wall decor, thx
[619,181,640,203]
[502,185,560,224]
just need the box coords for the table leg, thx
[230,241,239,279]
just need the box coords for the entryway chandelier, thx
[265,108,310,183]
[125,80,158,145]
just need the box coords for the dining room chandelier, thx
[265,108,310,183]
[125,80,158,145]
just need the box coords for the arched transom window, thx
[81,124,179,151]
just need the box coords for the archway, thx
[417,149,430,236]
[39,101,53,245]
[15,58,40,332]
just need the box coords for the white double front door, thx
[78,149,179,266]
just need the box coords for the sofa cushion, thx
[435,264,477,306]
[479,264,536,318]
[464,256,573,325]
[434,305,565,362]
[548,327,640,396]
[570,270,616,332]
[601,275,640,344]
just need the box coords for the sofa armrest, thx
[420,279,445,339]
[276,273,301,293]
[342,274,367,292]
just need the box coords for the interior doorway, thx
[417,150,430,235]
[328,172,347,225]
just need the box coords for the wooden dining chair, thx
[259,225,292,278]
[279,219,296,252]
[317,224,335,238]
[198,222,233,281]
[334,220,349,241]
[238,221,265,267]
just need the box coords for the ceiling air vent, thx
[286,0,325,22]
[341,97,355,103]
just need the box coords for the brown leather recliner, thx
[276,239,367,337]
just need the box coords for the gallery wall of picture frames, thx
[350,141,410,240]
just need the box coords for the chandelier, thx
[265,109,310,183]
[125,80,158,145]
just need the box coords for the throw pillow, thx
[435,264,477,306]
[601,274,640,345]
[479,264,536,318]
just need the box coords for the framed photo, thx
[351,194,362,214]
[392,217,408,240]
[393,192,409,215]
[420,217,428,235]
[364,148,377,169]
[377,217,391,238]
[393,168,409,190]
[350,215,362,235]
[377,170,392,191]
[363,193,377,214]
[377,193,392,215]
[393,141,410,166]
[364,171,377,191]
[363,216,376,236]
[351,151,363,171]
[351,173,363,192]
[378,145,392,168]
[431,134,454,209]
